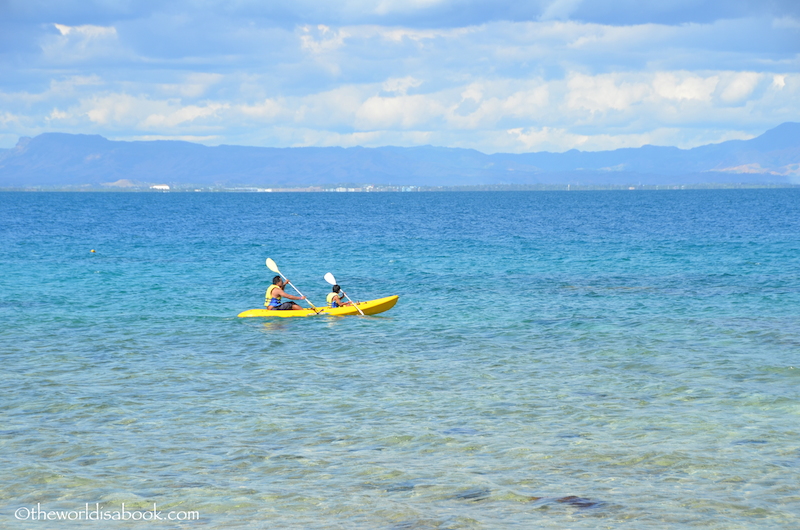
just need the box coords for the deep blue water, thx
[1,189,799,529]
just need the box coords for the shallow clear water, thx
[1,190,799,529]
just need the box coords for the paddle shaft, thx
[340,290,365,316]
[272,271,318,310]
[266,258,320,311]
[325,273,364,316]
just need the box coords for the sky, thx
[0,0,798,153]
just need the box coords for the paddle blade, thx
[266,258,280,273]
[324,272,337,285]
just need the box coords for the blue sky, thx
[1,0,798,152]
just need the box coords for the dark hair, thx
[272,275,282,285]
[332,284,341,293]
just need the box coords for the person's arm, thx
[276,287,305,301]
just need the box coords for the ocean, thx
[1,189,799,529]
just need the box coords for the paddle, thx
[266,258,319,311]
[324,272,365,316]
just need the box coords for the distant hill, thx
[1,123,798,188]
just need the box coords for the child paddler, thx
[326,284,352,308]
[265,276,306,310]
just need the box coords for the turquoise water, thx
[1,190,799,529]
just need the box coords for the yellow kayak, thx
[238,295,398,318]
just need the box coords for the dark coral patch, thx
[556,496,599,508]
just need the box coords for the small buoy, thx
[91,249,96,253]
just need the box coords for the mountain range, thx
[1,123,798,188]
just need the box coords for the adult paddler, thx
[266,275,306,310]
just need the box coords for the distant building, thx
[150,185,170,190]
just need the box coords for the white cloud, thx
[291,86,367,126]
[382,77,423,94]
[237,98,285,120]
[0,112,22,127]
[508,126,589,151]
[229,78,551,133]
[84,94,144,125]
[41,23,124,65]
[540,0,584,21]
[75,93,229,130]
[158,73,224,98]
[652,73,718,102]
[53,24,117,38]
[141,103,229,128]
[460,85,483,103]
[117,135,222,143]
[299,127,441,149]
[562,71,769,115]
[47,109,69,120]
[566,73,650,112]
[355,93,445,129]
[373,0,448,16]
[367,25,476,42]
[506,126,756,153]
[446,82,550,128]
[49,75,105,94]
[0,75,105,109]
[299,25,350,53]
[719,72,762,103]
[295,128,386,147]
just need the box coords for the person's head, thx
[332,284,341,293]
[272,275,283,286]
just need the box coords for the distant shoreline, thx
[3,125,798,189]
[1,183,798,192]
